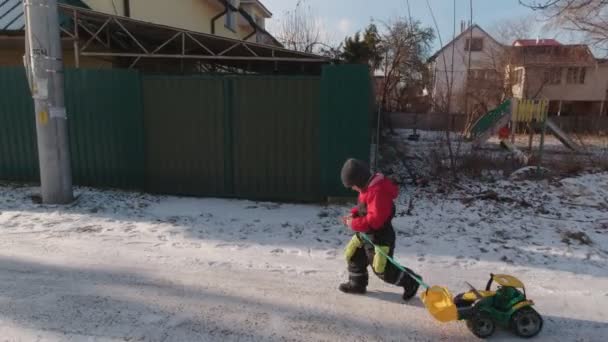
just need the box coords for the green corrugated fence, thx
[0,65,370,201]
[142,74,322,201]
[0,67,38,182]
[0,67,145,188]
[231,76,321,201]
[320,64,371,197]
[142,75,228,197]
[64,69,145,188]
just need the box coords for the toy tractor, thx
[367,240,544,339]
[452,274,543,338]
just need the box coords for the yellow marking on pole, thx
[39,110,49,125]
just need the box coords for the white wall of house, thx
[82,0,271,42]
[430,25,504,113]
[540,65,608,101]
[512,64,608,102]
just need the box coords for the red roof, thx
[513,39,562,47]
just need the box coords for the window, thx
[465,38,483,52]
[567,67,586,84]
[543,67,562,85]
[566,67,577,84]
[225,0,237,31]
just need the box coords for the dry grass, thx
[458,153,521,177]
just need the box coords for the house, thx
[1,0,277,43]
[427,23,506,114]
[509,40,608,116]
[77,0,276,44]
[0,0,283,69]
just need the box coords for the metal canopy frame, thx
[57,4,329,73]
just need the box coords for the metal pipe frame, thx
[57,4,328,69]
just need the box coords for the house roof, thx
[0,0,23,30]
[511,44,597,66]
[240,0,272,18]
[597,58,608,65]
[215,0,280,46]
[0,0,88,31]
[513,39,561,47]
[427,24,504,62]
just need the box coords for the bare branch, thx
[274,0,326,54]
[520,0,608,53]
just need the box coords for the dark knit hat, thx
[341,158,371,188]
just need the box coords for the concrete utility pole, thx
[23,0,73,204]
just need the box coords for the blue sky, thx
[264,0,544,51]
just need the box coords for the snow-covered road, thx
[1,173,607,341]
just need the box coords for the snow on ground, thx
[487,132,608,156]
[1,171,607,341]
[385,129,608,187]
[392,128,608,158]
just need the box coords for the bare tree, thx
[426,0,459,181]
[377,20,434,112]
[520,0,608,53]
[275,0,324,53]
[491,16,539,45]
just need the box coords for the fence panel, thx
[231,76,321,201]
[142,76,227,196]
[0,67,145,188]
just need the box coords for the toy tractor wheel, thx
[466,313,496,339]
[510,307,543,338]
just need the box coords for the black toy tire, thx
[402,278,420,301]
[466,313,496,339]
[510,307,543,338]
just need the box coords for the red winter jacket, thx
[350,174,399,232]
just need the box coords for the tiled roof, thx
[0,0,88,31]
[0,0,25,30]
[511,44,597,66]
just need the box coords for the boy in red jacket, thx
[339,158,421,301]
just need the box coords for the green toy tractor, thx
[452,274,543,338]
[359,234,543,338]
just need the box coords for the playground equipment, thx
[468,98,582,153]
[545,119,581,151]
[467,99,583,172]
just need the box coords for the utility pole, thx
[23,0,73,204]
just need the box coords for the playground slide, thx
[468,100,512,146]
[545,118,582,152]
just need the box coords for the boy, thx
[339,158,421,301]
